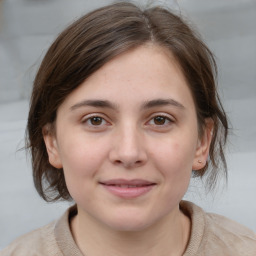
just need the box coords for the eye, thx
[89,116,104,126]
[82,115,109,128]
[152,116,169,125]
[147,115,174,127]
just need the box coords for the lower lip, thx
[101,184,155,199]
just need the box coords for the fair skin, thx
[44,44,213,256]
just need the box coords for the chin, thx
[103,212,156,232]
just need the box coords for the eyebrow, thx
[141,98,185,110]
[70,98,185,111]
[70,99,117,111]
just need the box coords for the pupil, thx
[91,117,102,125]
[154,116,165,125]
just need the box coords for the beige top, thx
[1,201,256,256]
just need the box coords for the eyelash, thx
[81,114,109,128]
[81,114,174,130]
[147,114,174,127]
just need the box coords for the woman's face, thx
[44,44,211,231]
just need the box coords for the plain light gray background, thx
[0,0,255,249]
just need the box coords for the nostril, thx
[109,149,147,168]
[113,159,143,168]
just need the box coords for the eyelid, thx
[146,113,175,128]
[81,112,108,121]
[148,112,175,122]
[81,113,111,127]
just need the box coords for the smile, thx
[99,179,156,199]
[111,184,148,188]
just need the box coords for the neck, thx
[71,206,191,256]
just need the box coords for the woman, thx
[1,2,255,255]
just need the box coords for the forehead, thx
[96,44,184,86]
[59,44,195,111]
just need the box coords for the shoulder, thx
[0,205,78,256]
[181,201,256,256]
[0,221,62,256]
[204,212,256,255]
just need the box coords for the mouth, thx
[99,179,156,199]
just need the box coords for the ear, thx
[192,118,214,170]
[42,124,63,169]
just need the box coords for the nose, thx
[109,124,148,169]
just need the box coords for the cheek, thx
[151,135,197,182]
[61,146,104,202]
[147,139,195,216]
[57,134,109,191]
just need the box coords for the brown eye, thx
[153,116,167,125]
[89,117,103,126]
[82,115,109,130]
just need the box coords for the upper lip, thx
[99,179,156,186]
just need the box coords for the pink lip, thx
[99,179,156,199]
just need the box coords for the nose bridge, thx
[121,122,140,152]
[109,120,147,168]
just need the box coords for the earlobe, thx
[192,118,214,170]
[43,125,63,169]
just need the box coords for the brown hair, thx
[26,2,229,202]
